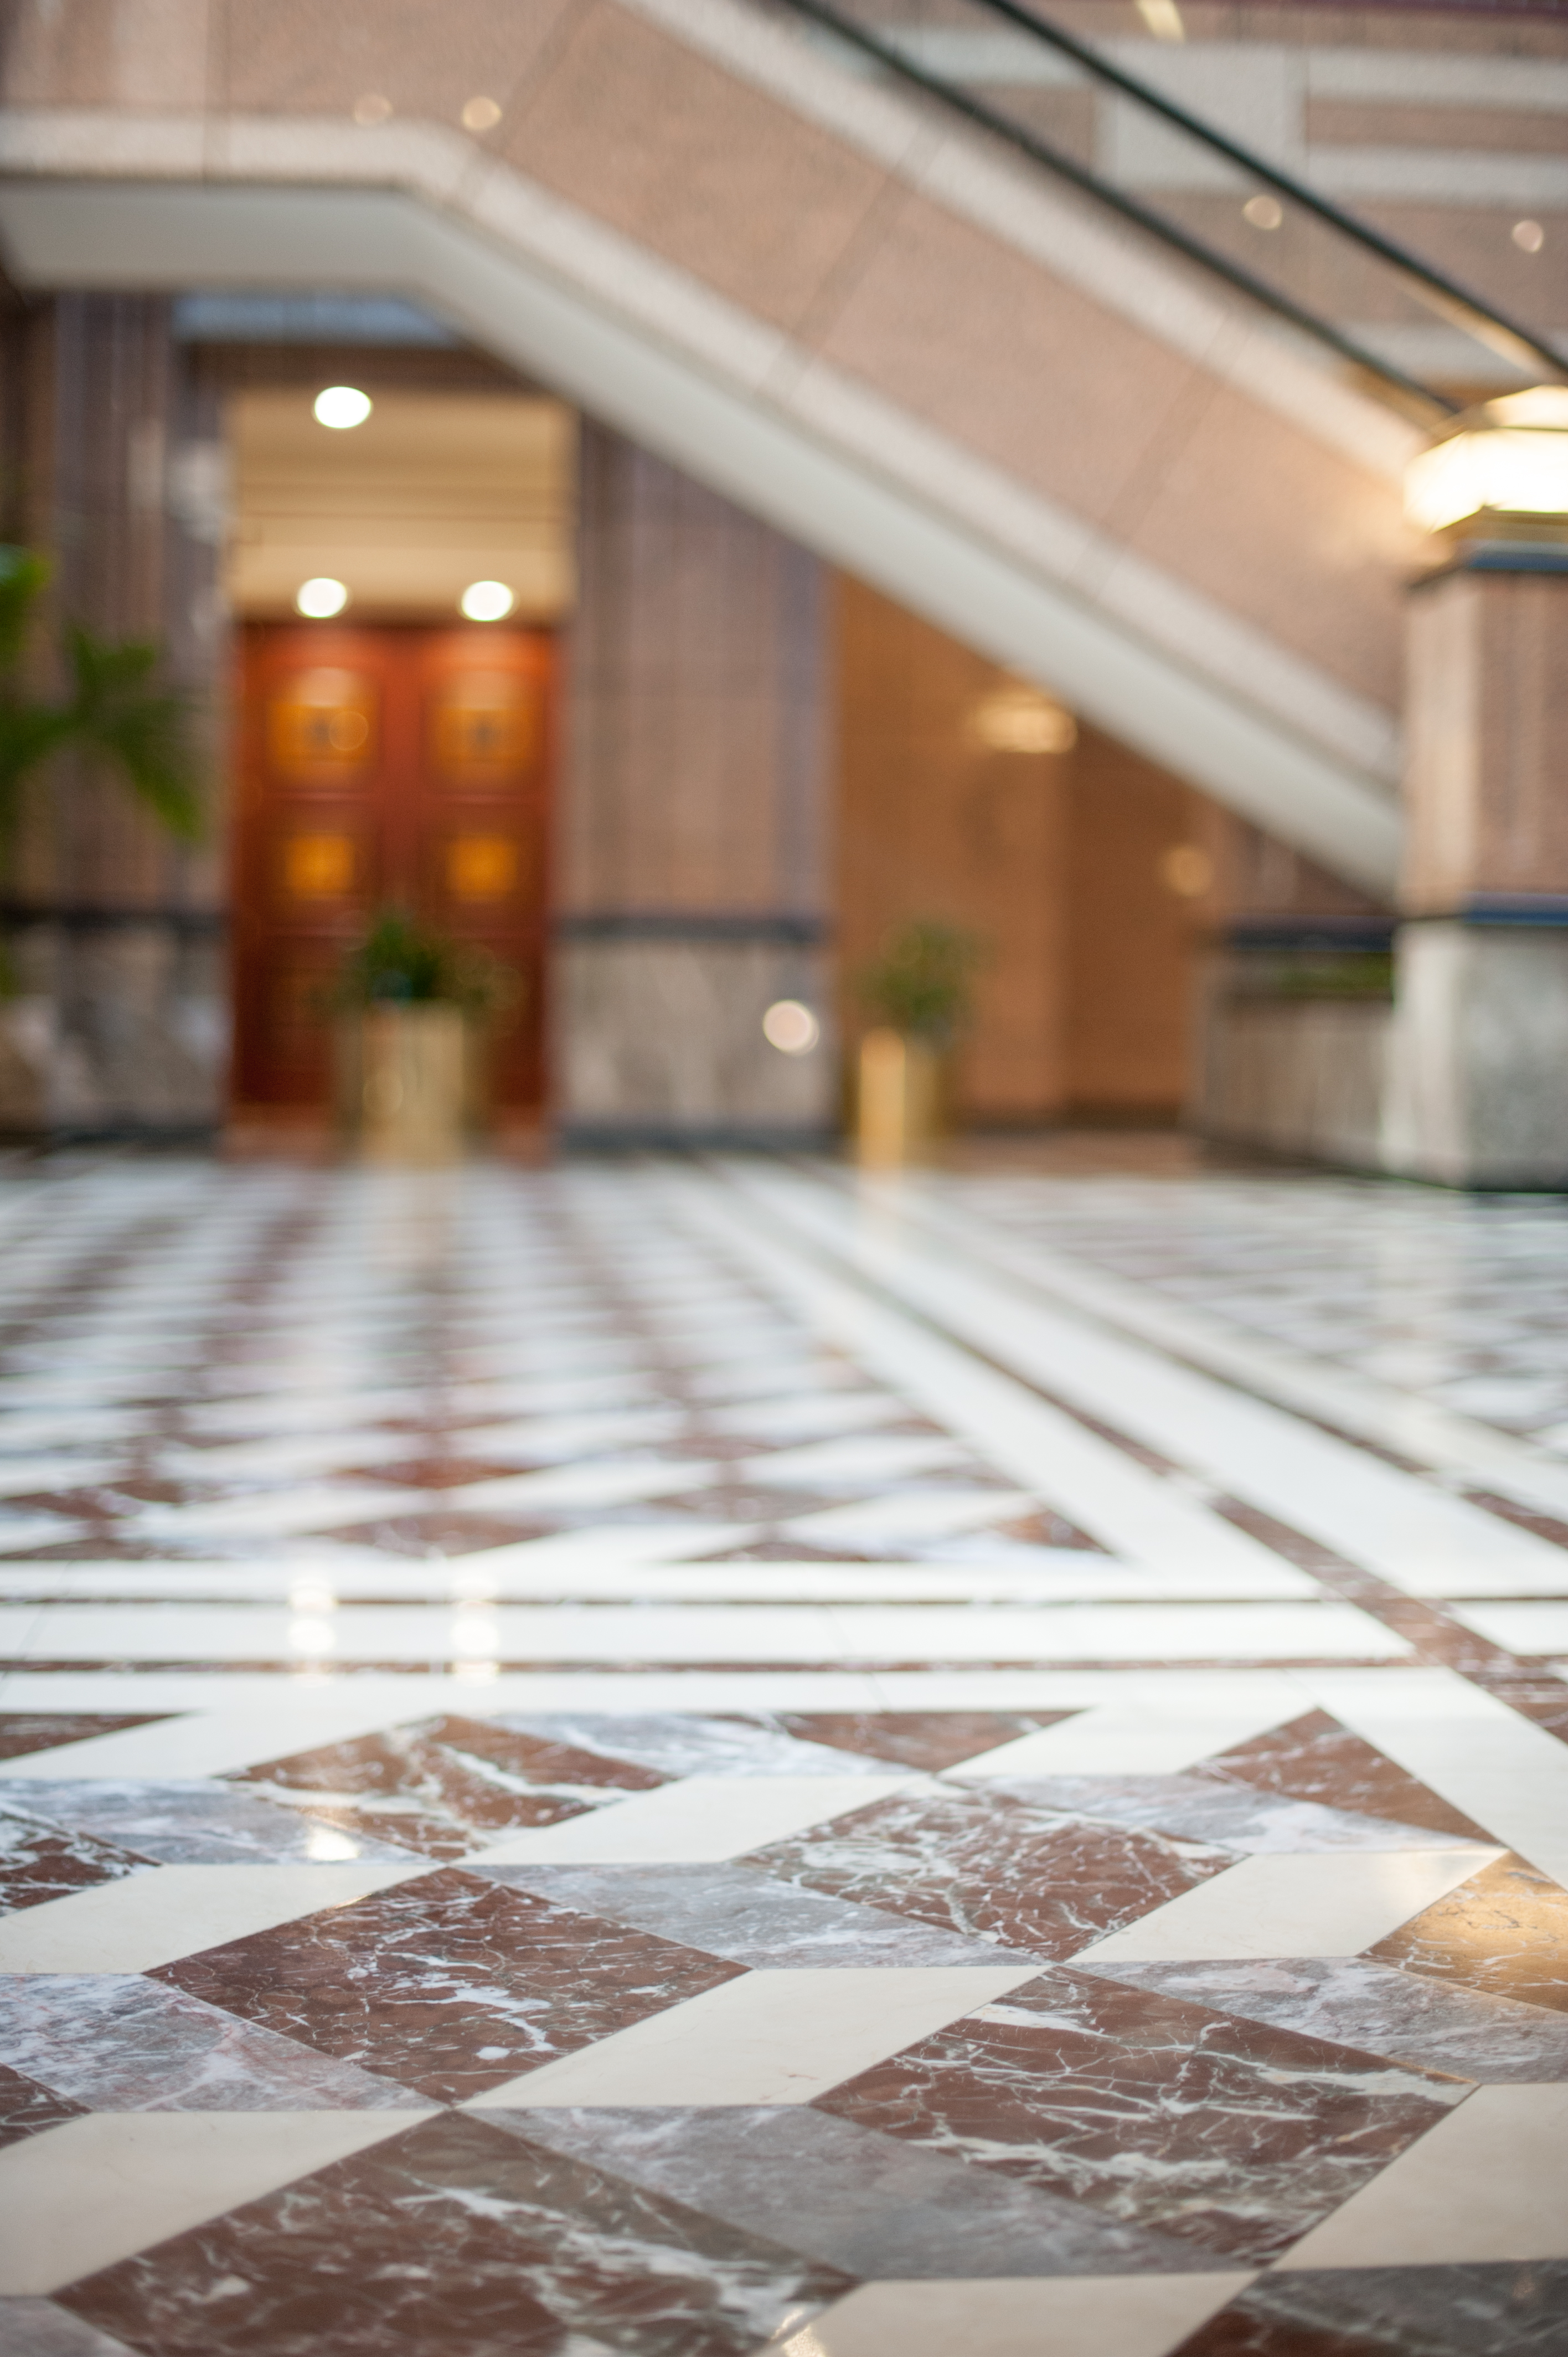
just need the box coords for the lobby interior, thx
[2,0,1568,2351]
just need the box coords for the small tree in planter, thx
[854,917,986,1164]
[334,909,519,1162]
[0,547,202,967]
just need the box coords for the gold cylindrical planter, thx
[337,1005,469,1164]
[855,1027,946,1166]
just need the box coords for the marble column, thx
[555,424,833,1143]
[1381,549,1568,1186]
[0,295,229,1138]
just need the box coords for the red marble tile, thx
[744,1785,1230,1956]
[0,1816,150,1913]
[60,2110,849,2357]
[817,1967,1460,2264]
[1201,1712,1490,1841]
[236,1717,664,1861]
[318,1514,554,1555]
[0,1713,168,1761]
[1370,1854,1568,2015]
[765,1711,1079,1773]
[1169,2262,1568,2356]
[0,2058,86,2147]
[156,1869,745,2101]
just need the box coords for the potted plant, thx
[854,917,985,1165]
[0,543,201,891]
[333,909,519,1163]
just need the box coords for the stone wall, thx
[555,424,834,1143]
[0,294,228,1138]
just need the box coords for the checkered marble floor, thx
[2,1152,1567,2356]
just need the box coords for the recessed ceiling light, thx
[1513,219,1545,253]
[296,578,349,617]
[313,387,372,430]
[1244,194,1283,231]
[460,580,515,621]
[462,95,502,131]
[762,1000,821,1054]
[353,93,393,124]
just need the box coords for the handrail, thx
[976,0,1566,385]
[768,0,1567,416]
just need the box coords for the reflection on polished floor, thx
[2,1150,1568,2356]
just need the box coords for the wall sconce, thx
[972,686,1077,754]
[1405,387,1568,538]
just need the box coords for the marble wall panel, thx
[1405,569,1568,909]
[0,296,228,1138]
[498,3,890,337]
[557,425,833,1138]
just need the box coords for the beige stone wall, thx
[555,424,833,1138]
[1405,567,1568,911]
[835,576,1212,1123]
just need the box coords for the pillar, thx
[0,295,228,1138]
[555,424,833,1143]
[1383,549,1568,1186]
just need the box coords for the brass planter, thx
[855,1028,947,1166]
[337,1005,471,1164]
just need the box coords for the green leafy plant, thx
[0,547,202,852]
[334,907,521,1022]
[857,917,987,1046]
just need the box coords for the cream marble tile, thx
[0,1861,427,1974]
[1304,1667,1568,1890]
[780,2275,1255,2357]
[1278,2086,1568,2267]
[735,1435,968,1488]
[1077,1847,1501,1963]
[470,1962,1037,2110]
[121,1482,427,1540]
[948,1680,1308,1778]
[789,1175,1568,1598]
[1451,1600,1568,1650]
[0,2111,432,2296]
[475,1772,915,1864]
[10,1599,1394,1665]
[0,1695,466,1780]
[663,1174,1317,1582]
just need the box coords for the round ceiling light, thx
[762,1000,821,1055]
[313,386,373,430]
[296,577,349,617]
[460,580,515,621]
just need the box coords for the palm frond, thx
[61,624,204,843]
[0,548,51,674]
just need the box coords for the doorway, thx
[230,622,555,1127]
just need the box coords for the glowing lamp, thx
[460,580,515,621]
[313,385,372,430]
[296,577,348,617]
[1406,387,1568,537]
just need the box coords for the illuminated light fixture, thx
[313,385,372,430]
[353,92,393,123]
[296,577,349,617]
[1160,843,1214,898]
[1405,386,1568,537]
[1136,0,1184,37]
[762,999,821,1055]
[1513,219,1545,254]
[460,579,515,621]
[972,685,1077,754]
[462,95,502,131]
[1243,193,1283,231]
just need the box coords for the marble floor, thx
[2,1149,1568,2356]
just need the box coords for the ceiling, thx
[227,388,577,624]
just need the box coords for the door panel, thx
[233,623,552,1115]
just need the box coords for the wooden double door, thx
[232,624,554,1121]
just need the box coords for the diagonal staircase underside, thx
[0,0,1437,890]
